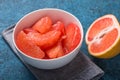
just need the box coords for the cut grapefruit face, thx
[85,14,120,58]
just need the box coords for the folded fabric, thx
[2,25,104,80]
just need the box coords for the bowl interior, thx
[13,8,84,61]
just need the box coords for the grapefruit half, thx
[85,14,120,58]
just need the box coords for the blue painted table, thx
[0,0,120,80]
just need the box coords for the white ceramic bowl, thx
[13,8,84,69]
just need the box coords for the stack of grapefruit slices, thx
[85,14,120,59]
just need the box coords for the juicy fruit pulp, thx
[46,42,64,59]
[85,14,120,58]
[16,31,45,59]
[32,16,52,34]
[27,30,61,49]
[16,17,81,59]
[90,28,118,53]
[63,23,81,53]
[86,18,113,44]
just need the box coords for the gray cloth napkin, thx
[2,25,104,80]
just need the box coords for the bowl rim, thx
[12,8,84,61]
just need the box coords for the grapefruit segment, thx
[32,16,52,34]
[52,21,65,35]
[27,30,61,49]
[16,31,45,59]
[63,23,81,53]
[85,14,120,58]
[46,42,64,59]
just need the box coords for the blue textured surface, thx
[0,0,120,80]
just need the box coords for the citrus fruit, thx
[63,23,81,53]
[27,30,62,49]
[52,21,65,35]
[85,14,120,58]
[16,16,81,59]
[46,42,64,59]
[32,16,52,34]
[16,31,45,59]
